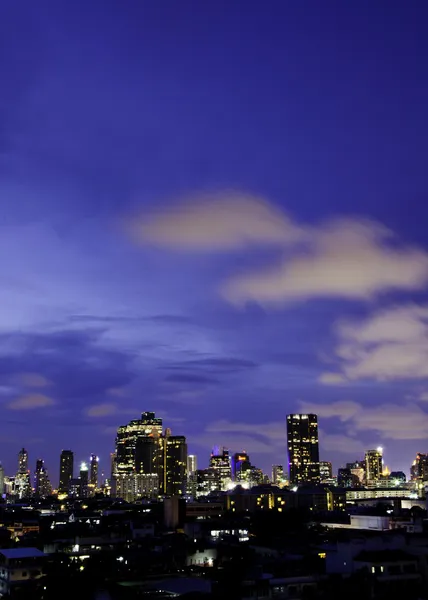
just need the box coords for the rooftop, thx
[0,547,46,559]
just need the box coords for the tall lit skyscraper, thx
[232,452,251,482]
[410,453,428,482]
[319,461,333,481]
[159,431,187,496]
[115,412,163,478]
[59,450,74,493]
[187,455,197,475]
[34,459,52,498]
[365,448,383,484]
[15,448,31,499]
[90,454,99,488]
[272,464,285,485]
[18,448,28,474]
[287,414,320,484]
[79,462,89,498]
[209,448,231,488]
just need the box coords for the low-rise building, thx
[0,547,46,596]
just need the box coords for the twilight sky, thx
[1,0,428,483]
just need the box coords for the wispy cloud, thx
[127,192,303,251]
[300,399,428,440]
[324,304,428,380]
[7,393,56,411]
[128,193,428,306]
[85,403,117,417]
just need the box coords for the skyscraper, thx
[18,448,28,474]
[319,461,333,481]
[15,448,31,499]
[272,464,285,485]
[411,453,428,482]
[232,452,251,482]
[209,447,231,488]
[187,455,197,475]
[59,450,74,493]
[365,448,383,484]
[90,454,99,488]
[287,414,320,484]
[159,431,187,496]
[79,462,89,498]
[34,459,52,498]
[115,412,163,478]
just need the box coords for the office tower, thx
[90,454,99,488]
[195,468,222,497]
[365,448,383,484]
[115,412,163,478]
[337,468,353,487]
[232,452,251,481]
[411,453,428,481]
[18,448,28,474]
[34,459,52,498]
[158,432,187,496]
[59,450,74,493]
[389,471,406,485]
[15,448,32,499]
[272,465,285,485]
[287,414,320,484]
[209,448,231,488]
[187,455,197,475]
[79,462,89,498]
[0,463,4,496]
[319,461,333,481]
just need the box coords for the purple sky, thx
[1,1,428,483]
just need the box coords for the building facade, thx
[287,414,320,484]
[59,450,74,493]
[365,449,383,484]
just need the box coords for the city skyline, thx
[1,2,428,478]
[0,410,423,490]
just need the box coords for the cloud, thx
[18,373,52,388]
[205,419,285,444]
[7,393,55,410]
[318,372,348,385]
[192,433,274,454]
[161,357,258,375]
[320,431,365,456]
[300,400,360,421]
[86,403,117,417]
[224,219,428,305]
[325,304,428,380]
[301,399,428,440]
[128,192,303,251]
[128,193,428,305]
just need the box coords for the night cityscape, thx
[2,0,428,598]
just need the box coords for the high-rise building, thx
[90,454,99,489]
[34,459,52,498]
[232,452,251,481]
[16,448,32,499]
[18,448,28,474]
[287,414,320,484]
[365,448,383,484]
[187,455,197,475]
[115,412,163,478]
[209,448,231,488]
[272,465,285,485]
[337,468,354,487]
[0,463,4,496]
[59,450,74,493]
[158,432,187,496]
[79,462,89,498]
[411,453,428,482]
[319,461,333,482]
